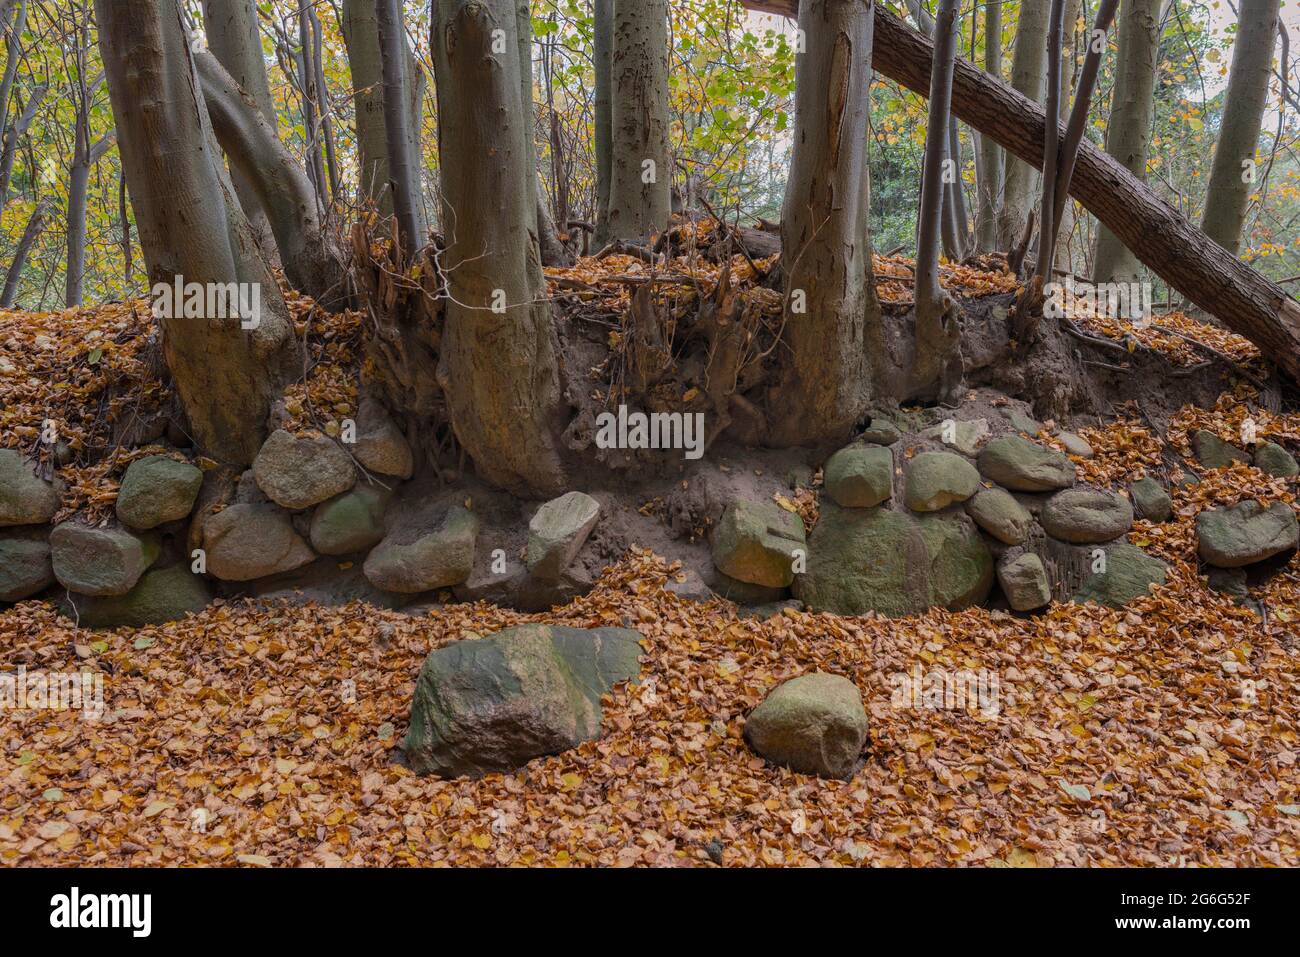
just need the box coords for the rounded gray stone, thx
[1041,487,1134,544]
[744,673,868,780]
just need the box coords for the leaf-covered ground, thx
[3,411,1299,867]
[2,279,1298,867]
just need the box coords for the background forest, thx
[0,0,1297,313]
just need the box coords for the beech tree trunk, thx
[196,50,347,306]
[0,81,42,206]
[0,0,26,158]
[1201,0,1280,256]
[432,0,567,495]
[96,0,299,465]
[517,0,572,267]
[592,0,614,248]
[975,0,1002,252]
[606,0,672,244]
[997,0,1049,247]
[773,0,878,446]
[199,0,277,257]
[341,0,388,209]
[915,0,963,397]
[1,194,46,306]
[64,13,109,308]
[376,0,425,251]
[1093,0,1163,283]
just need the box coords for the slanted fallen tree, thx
[741,0,1300,382]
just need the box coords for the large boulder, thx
[1196,501,1299,568]
[252,429,356,510]
[904,451,980,512]
[997,551,1051,611]
[1254,442,1299,479]
[527,491,601,580]
[823,444,893,508]
[743,673,868,780]
[1072,542,1168,608]
[309,484,389,556]
[49,523,158,597]
[1129,477,1173,523]
[351,395,414,480]
[711,500,806,588]
[71,565,212,629]
[1192,430,1250,469]
[364,504,477,593]
[203,503,316,581]
[977,436,1075,492]
[405,623,643,777]
[794,503,993,617]
[0,529,54,601]
[0,449,59,527]
[1041,487,1134,544]
[965,488,1034,545]
[115,455,203,529]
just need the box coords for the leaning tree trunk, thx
[742,1,1300,381]
[96,0,299,466]
[975,0,1002,251]
[606,0,672,244]
[0,81,42,207]
[1201,0,1280,257]
[200,0,278,258]
[196,50,347,306]
[592,0,614,249]
[1,195,47,307]
[997,0,1049,247]
[0,0,27,158]
[772,0,878,446]
[914,0,963,398]
[1092,0,1164,283]
[376,0,425,252]
[432,0,567,495]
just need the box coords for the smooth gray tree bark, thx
[997,0,1050,247]
[592,0,614,248]
[96,0,298,465]
[975,0,1002,251]
[432,0,567,495]
[375,0,426,251]
[1093,0,1164,282]
[1,194,47,306]
[606,0,671,244]
[1201,0,1280,256]
[774,0,878,445]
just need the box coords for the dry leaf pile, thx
[3,405,1298,867]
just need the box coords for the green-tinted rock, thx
[743,673,867,780]
[1041,487,1134,544]
[1130,477,1173,523]
[1057,432,1094,458]
[0,529,53,601]
[1072,542,1168,608]
[1192,430,1250,469]
[965,488,1034,545]
[997,552,1051,611]
[793,503,992,617]
[1005,409,1043,436]
[823,444,893,508]
[977,436,1075,492]
[404,623,643,777]
[73,564,212,629]
[904,451,980,512]
[527,491,601,580]
[858,419,902,446]
[711,500,805,588]
[115,455,203,529]
[364,504,477,593]
[1254,442,1299,478]
[922,418,990,456]
[310,484,389,556]
[1196,501,1298,568]
[50,523,158,597]
[0,449,59,527]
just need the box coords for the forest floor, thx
[2,257,1299,866]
